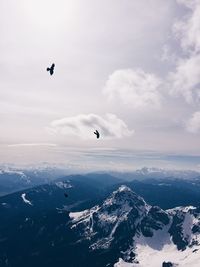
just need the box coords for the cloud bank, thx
[50,113,134,139]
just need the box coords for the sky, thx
[0,0,200,171]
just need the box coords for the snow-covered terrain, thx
[70,185,200,267]
[115,225,200,267]
[2,180,200,267]
[115,240,200,267]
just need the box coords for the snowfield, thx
[115,241,200,267]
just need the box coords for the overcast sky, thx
[0,0,200,170]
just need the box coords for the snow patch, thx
[133,241,200,267]
[114,258,136,267]
[118,185,132,192]
[55,181,73,189]
[182,212,193,243]
[69,210,90,221]
[21,193,33,206]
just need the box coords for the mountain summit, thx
[70,185,150,250]
[70,186,200,266]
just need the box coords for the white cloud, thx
[169,55,200,103]
[168,1,200,103]
[50,113,134,139]
[175,0,200,53]
[186,111,200,133]
[102,2,200,118]
[103,69,162,110]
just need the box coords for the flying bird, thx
[64,193,68,198]
[46,63,55,75]
[94,130,100,139]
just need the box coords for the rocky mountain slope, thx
[70,185,200,266]
[1,182,200,266]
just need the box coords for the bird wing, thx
[94,130,100,138]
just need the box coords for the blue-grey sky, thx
[0,0,200,170]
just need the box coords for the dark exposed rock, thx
[168,212,189,251]
[140,206,170,237]
[192,224,200,234]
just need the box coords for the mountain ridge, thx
[70,185,200,266]
[1,181,200,266]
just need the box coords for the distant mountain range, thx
[108,167,200,181]
[1,174,200,267]
[1,165,200,197]
[0,166,70,196]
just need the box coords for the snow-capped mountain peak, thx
[102,185,148,213]
[118,185,132,192]
[70,186,200,266]
[69,186,166,251]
